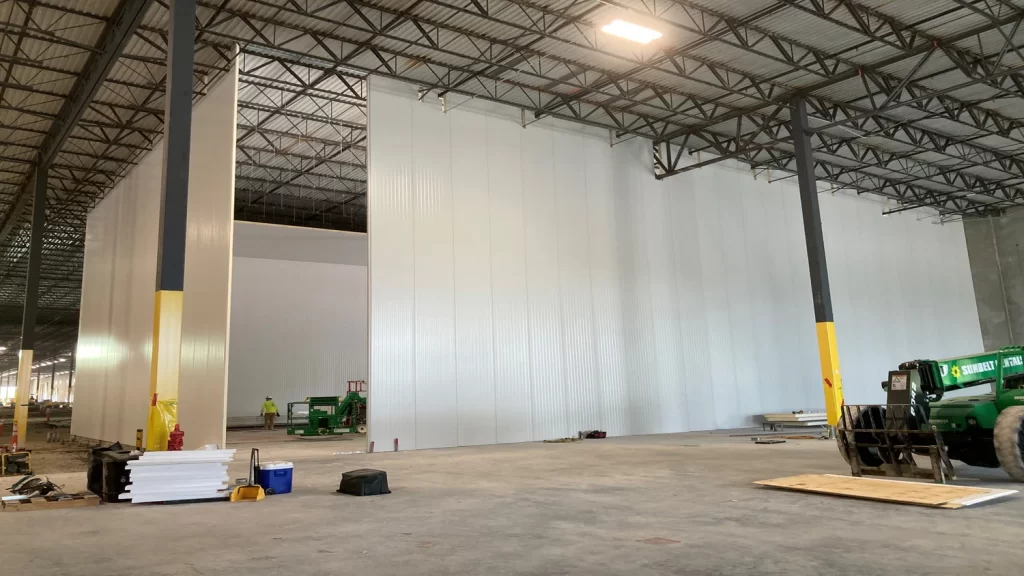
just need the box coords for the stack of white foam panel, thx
[120,449,236,504]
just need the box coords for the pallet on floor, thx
[755,474,1017,509]
[1,493,100,512]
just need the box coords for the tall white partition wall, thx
[367,76,983,450]
[72,61,239,447]
[227,222,368,419]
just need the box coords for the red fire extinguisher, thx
[11,427,19,452]
[167,424,184,451]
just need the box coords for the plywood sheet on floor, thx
[756,474,1017,508]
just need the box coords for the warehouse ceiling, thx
[1,0,1023,368]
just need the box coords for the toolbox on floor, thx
[258,461,293,495]
[337,468,390,496]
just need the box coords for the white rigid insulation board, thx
[72,58,240,447]
[366,75,983,450]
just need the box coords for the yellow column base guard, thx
[816,321,845,427]
[12,350,33,445]
[146,290,184,451]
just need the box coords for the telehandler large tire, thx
[836,405,889,467]
[994,406,1024,482]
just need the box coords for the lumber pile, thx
[120,449,236,504]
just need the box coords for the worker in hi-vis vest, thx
[261,396,280,431]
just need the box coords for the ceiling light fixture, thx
[601,19,662,44]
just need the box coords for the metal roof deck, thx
[1,0,1024,368]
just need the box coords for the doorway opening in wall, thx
[224,53,369,456]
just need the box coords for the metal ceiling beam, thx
[0,0,152,249]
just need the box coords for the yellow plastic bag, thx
[146,398,178,451]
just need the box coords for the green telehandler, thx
[838,346,1024,483]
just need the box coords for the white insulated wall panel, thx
[368,84,417,451]
[368,76,983,449]
[487,116,533,444]
[73,145,162,443]
[552,128,600,436]
[521,123,569,441]
[73,64,239,446]
[411,99,457,450]
[177,63,239,449]
[227,256,368,418]
[451,111,497,446]
[584,136,629,437]
[227,223,367,418]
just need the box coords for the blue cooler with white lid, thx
[258,461,293,495]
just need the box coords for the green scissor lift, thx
[287,392,367,437]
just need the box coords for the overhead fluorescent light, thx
[601,19,662,44]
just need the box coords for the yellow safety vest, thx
[262,400,278,414]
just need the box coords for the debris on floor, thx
[2,492,99,512]
[752,439,786,445]
[338,468,390,496]
[755,473,1018,509]
[544,437,581,443]
[4,473,97,513]
[639,538,680,545]
[8,474,62,497]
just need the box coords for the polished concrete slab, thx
[5,431,1022,576]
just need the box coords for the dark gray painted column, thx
[155,0,196,292]
[790,98,833,324]
[49,360,56,401]
[791,97,844,427]
[20,165,46,351]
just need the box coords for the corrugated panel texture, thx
[227,223,368,419]
[368,76,983,449]
[177,61,239,449]
[72,62,240,446]
[227,258,368,419]
[71,142,161,444]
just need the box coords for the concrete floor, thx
[5,431,1024,575]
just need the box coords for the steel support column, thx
[791,97,845,427]
[147,0,195,451]
[12,164,47,447]
[68,354,75,403]
[49,360,56,401]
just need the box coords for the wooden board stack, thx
[120,449,236,504]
